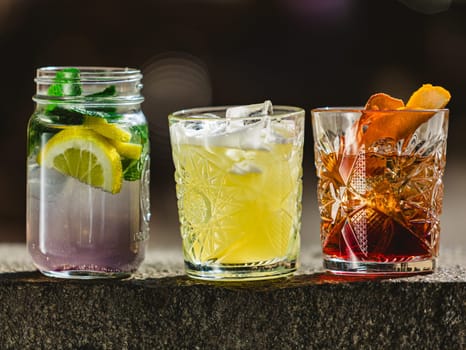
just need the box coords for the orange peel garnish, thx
[340,84,450,182]
[364,93,404,111]
[354,84,450,148]
[406,83,451,109]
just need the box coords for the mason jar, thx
[27,67,150,279]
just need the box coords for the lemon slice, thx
[109,140,142,159]
[83,116,131,142]
[40,127,123,194]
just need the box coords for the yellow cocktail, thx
[169,104,304,280]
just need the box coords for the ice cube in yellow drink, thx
[173,143,302,264]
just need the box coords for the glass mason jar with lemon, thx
[27,67,150,279]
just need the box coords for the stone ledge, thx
[0,244,464,349]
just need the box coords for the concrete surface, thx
[0,245,464,349]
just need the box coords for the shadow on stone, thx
[0,270,411,286]
[131,272,404,291]
[0,270,48,282]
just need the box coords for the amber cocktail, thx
[311,85,450,275]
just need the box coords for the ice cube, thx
[225,141,263,175]
[170,115,226,146]
[222,101,273,150]
[184,118,226,138]
[368,138,397,154]
[229,161,262,175]
[226,100,272,134]
[267,119,298,144]
[171,102,276,150]
[226,100,273,119]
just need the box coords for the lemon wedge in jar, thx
[83,115,131,142]
[108,139,142,160]
[39,127,123,194]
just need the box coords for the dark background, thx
[1,0,465,250]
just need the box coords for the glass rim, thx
[35,66,142,83]
[168,105,305,121]
[33,66,144,105]
[311,106,449,113]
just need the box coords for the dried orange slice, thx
[406,83,451,109]
[342,84,450,181]
[357,93,405,146]
[364,93,404,111]
[355,84,450,148]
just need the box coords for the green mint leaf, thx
[46,69,120,120]
[48,68,82,97]
[46,80,119,119]
[86,85,116,98]
[84,86,118,114]
[122,124,149,181]
[27,118,45,157]
[47,84,64,97]
[122,158,142,181]
[46,105,122,122]
[46,106,85,124]
[46,68,82,113]
[130,124,149,142]
[68,106,121,119]
[87,106,118,114]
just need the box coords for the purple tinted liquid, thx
[27,166,148,276]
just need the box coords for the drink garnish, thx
[364,93,404,110]
[39,68,149,185]
[83,116,132,142]
[108,139,142,160]
[39,127,123,194]
[353,84,450,149]
[46,68,118,119]
[47,67,82,97]
[406,84,451,109]
[337,84,450,182]
[85,85,117,99]
[121,125,149,181]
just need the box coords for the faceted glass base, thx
[185,259,297,281]
[324,257,436,276]
[40,270,132,280]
